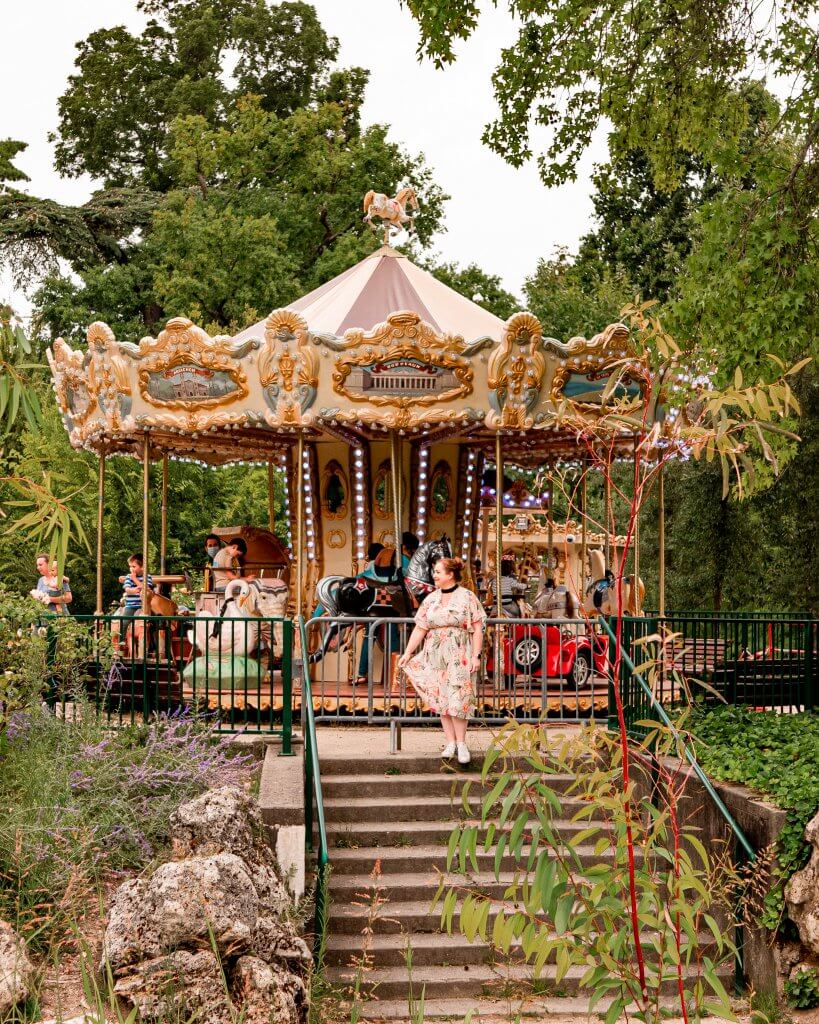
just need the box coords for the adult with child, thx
[33,554,72,615]
[397,556,486,766]
[212,537,247,593]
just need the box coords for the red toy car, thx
[485,621,609,686]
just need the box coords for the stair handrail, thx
[599,616,756,862]
[298,615,330,953]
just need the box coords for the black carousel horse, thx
[309,536,452,664]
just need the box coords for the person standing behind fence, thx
[33,554,72,615]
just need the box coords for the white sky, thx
[0,0,607,317]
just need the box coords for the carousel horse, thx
[309,536,452,664]
[583,549,645,617]
[363,187,419,235]
[192,578,288,658]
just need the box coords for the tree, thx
[424,260,519,320]
[52,0,339,190]
[404,2,818,194]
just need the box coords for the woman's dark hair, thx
[229,537,248,559]
[435,556,464,582]
[367,541,384,561]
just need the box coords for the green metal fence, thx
[47,613,293,745]
[609,612,818,731]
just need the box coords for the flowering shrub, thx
[0,704,256,947]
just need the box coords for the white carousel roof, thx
[233,245,505,344]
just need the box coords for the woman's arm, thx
[470,626,483,672]
[397,625,428,667]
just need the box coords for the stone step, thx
[329,869,532,904]
[322,771,580,799]
[323,931,510,968]
[322,794,600,824]
[318,755,585,777]
[344,994,688,1022]
[325,961,733,1001]
[325,843,622,875]
[324,818,611,848]
[323,926,718,970]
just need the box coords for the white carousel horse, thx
[193,578,289,657]
[363,187,419,235]
[583,549,644,617]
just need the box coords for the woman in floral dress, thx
[398,557,486,765]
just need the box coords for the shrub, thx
[0,706,256,948]
[784,967,819,1009]
[687,706,819,929]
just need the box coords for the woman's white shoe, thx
[441,742,457,759]
[456,742,471,765]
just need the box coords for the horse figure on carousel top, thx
[363,186,419,242]
[309,536,451,664]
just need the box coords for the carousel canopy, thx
[47,197,653,468]
[234,245,504,344]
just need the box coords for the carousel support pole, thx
[95,451,106,615]
[390,431,402,571]
[494,433,503,620]
[160,453,168,574]
[546,470,554,579]
[658,462,666,618]
[294,434,305,621]
[142,434,151,616]
[267,460,276,533]
[580,463,588,594]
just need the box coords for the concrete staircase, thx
[315,747,730,1023]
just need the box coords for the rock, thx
[103,853,259,969]
[113,950,231,1024]
[103,787,308,1024]
[232,956,306,1024]
[786,810,819,953]
[171,786,273,866]
[0,919,35,1016]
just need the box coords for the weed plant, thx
[687,705,819,929]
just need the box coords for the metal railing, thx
[298,615,329,957]
[47,613,293,743]
[612,613,817,718]
[303,614,612,723]
[599,615,756,986]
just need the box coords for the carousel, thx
[46,189,661,723]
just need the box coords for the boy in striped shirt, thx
[121,553,154,655]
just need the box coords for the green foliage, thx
[52,0,339,189]
[784,967,819,1009]
[436,722,741,1023]
[0,695,255,948]
[688,706,819,929]
[424,260,520,320]
[523,248,631,340]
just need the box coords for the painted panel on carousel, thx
[133,317,256,410]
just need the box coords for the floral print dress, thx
[403,587,487,720]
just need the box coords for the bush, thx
[0,706,256,948]
[784,967,819,1009]
[687,706,819,929]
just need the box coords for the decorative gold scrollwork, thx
[486,312,548,428]
[332,312,473,408]
[548,323,646,411]
[258,309,319,421]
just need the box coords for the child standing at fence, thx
[120,554,154,656]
